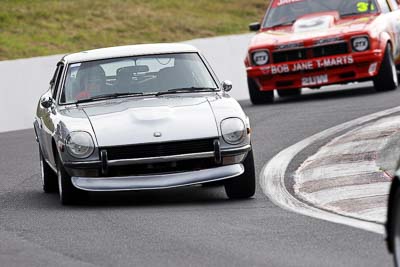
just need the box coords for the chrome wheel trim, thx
[392,53,398,87]
[57,169,63,200]
[395,202,400,265]
[39,155,45,186]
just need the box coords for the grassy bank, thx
[0,0,268,60]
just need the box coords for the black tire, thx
[374,45,398,92]
[277,88,302,98]
[392,187,400,267]
[39,147,58,193]
[248,77,274,105]
[56,156,86,205]
[224,150,256,199]
[387,179,398,253]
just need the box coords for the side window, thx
[52,64,64,99]
[50,66,60,91]
[378,0,391,12]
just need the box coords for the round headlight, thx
[221,118,246,145]
[65,131,95,159]
[352,37,369,52]
[253,50,269,66]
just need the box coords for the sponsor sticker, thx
[261,55,354,75]
[302,74,328,86]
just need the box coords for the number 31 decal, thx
[357,2,376,12]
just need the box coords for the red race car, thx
[245,0,400,104]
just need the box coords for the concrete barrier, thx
[0,34,253,133]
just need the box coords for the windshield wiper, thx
[75,92,146,104]
[269,19,296,28]
[341,12,363,17]
[155,87,217,96]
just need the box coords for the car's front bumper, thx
[71,164,244,191]
[247,50,383,91]
[63,144,251,191]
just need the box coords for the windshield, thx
[60,53,218,104]
[263,0,378,28]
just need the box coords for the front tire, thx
[39,147,58,193]
[224,150,256,199]
[56,156,86,205]
[392,188,400,266]
[374,45,398,92]
[248,77,274,105]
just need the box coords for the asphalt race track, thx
[1,85,399,266]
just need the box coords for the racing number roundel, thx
[253,51,269,65]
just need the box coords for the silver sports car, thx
[34,43,255,205]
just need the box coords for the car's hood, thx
[81,94,220,147]
[251,12,377,47]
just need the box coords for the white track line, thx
[260,106,400,235]
[303,182,391,206]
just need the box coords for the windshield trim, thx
[261,0,380,30]
[57,52,220,106]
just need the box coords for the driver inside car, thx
[75,64,107,101]
[275,1,313,25]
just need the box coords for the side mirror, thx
[41,97,54,109]
[221,80,233,92]
[249,22,261,32]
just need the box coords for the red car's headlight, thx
[252,50,269,66]
[352,36,370,52]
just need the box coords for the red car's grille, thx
[103,138,216,160]
[312,43,348,58]
[273,49,307,64]
[272,42,349,64]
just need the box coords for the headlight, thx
[221,118,247,145]
[252,50,269,66]
[65,131,95,159]
[352,36,369,52]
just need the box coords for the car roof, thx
[62,43,200,64]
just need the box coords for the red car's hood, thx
[251,12,377,47]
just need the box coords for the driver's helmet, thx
[76,64,106,98]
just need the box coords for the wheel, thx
[39,147,58,193]
[224,150,256,199]
[277,88,302,98]
[393,188,400,266]
[248,77,274,105]
[56,156,86,205]
[374,45,398,92]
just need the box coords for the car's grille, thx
[312,43,348,58]
[106,158,219,176]
[103,138,216,160]
[273,49,307,63]
[272,42,349,64]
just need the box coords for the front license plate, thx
[301,74,328,87]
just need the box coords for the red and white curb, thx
[295,116,400,224]
[260,106,400,234]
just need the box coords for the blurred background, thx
[0,0,268,60]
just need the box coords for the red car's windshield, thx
[263,0,378,28]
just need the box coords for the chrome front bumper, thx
[64,144,251,172]
[71,164,244,192]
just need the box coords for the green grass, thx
[0,0,269,60]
